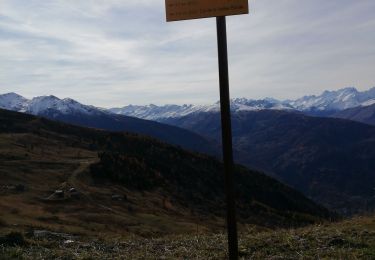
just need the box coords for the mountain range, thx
[109,87,375,120]
[0,93,218,156]
[1,86,375,125]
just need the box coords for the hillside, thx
[161,110,375,214]
[0,108,332,239]
[333,104,375,126]
[1,215,374,259]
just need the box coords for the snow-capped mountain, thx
[110,103,220,120]
[0,92,29,112]
[0,94,105,117]
[0,92,218,155]
[230,98,293,112]
[289,87,375,112]
[27,96,103,116]
[1,86,375,121]
[109,98,293,121]
[110,87,375,120]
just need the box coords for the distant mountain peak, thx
[0,93,99,116]
[290,86,375,112]
[1,92,24,98]
[0,92,29,112]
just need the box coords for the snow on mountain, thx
[0,93,104,116]
[230,98,293,112]
[27,95,100,116]
[361,99,375,107]
[110,87,375,120]
[110,98,294,120]
[2,86,375,121]
[289,87,375,112]
[110,104,217,120]
[0,92,29,112]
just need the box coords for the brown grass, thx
[1,216,375,259]
[0,133,226,238]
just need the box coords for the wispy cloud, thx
[0,0,374,107]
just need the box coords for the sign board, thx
[165,0,249,22]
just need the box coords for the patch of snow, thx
[361,99,375,107]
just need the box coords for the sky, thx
[0,0,374,107]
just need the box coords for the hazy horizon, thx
[1,0,374,107]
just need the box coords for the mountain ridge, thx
[0,93,219,157]
[332,103,375,126]
[108,87,375,120]
[2,86,375,122]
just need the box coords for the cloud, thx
[0,0,374,107]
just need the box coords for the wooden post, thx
[216,16,239,260]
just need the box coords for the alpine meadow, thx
[1,1,375,259]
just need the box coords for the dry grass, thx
[1,216,375,259]
[0,133,226,238]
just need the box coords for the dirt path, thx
[67,159,96,189]
[66,159,123,214]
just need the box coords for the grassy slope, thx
[0,108,345,258]
[0,109,333,233]
[1,215,375,259]
[0,132,215,237]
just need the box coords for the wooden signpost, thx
[165,1,249,259]
[166,0,249,22]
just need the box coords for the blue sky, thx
[0,0,374,107]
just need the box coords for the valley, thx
[0,109,331,241]
[2,88,375,216]
[161,110,375,214]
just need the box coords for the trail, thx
[67,159,128,215]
